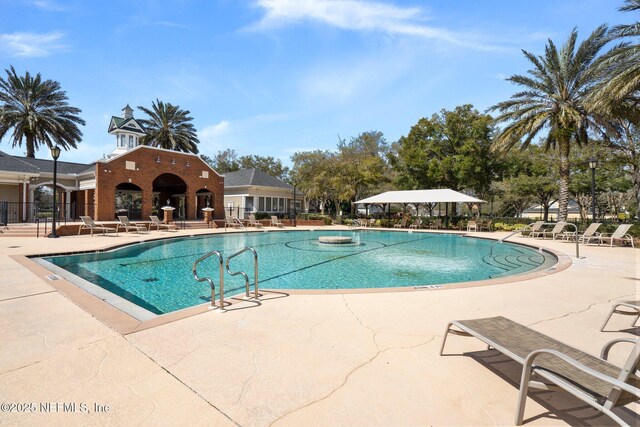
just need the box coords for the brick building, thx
[0,106,224,223]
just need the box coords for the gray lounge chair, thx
[149,215,172,231]
[601,301,640,332]
[440,316,640,426]
[225,215,244,229]
[522,221,544,237]
[117,216,148,234]
[539,222,568,240]
[563,222,602,244]
[78,216,118,236]
[394,217,407,228]
[599,224,635,248]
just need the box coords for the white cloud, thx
[198,120,231,148]
[0,32,66,57]
[250,0,497,50]
[30,0,66,11]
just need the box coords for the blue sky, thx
[0,0,633,165]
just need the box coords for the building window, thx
[129,135,134,148]
[265,197,272,211]
[279,198,285,212]
[258,197,265,211]
[119,135,126,147]
[245,196,254,211]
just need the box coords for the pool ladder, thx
[192,247,259,311]
[489,222,579,258]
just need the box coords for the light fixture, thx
[48,145,61,238]
[186,161,190,167]
[171,159,176,165]
[156,156,161,163]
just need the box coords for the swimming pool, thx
[37,230,556,318]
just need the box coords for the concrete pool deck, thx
[0,226,638,426]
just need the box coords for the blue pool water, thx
[40,230,555,315]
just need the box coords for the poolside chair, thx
[599,224,635,248]
[441,316,640,426]
[78,216,118,236]
[561,222,602,243]
[247,214,263,228]
[409,218,422,229]
[394,217,408,228]
[270,216,284,228]
[149,215,172,231]
[117,216,148,234]
[367,218,376,227]
[429,218,442,230]
[520,221,544,237]
[225,215,244,229]
[601,301,640,332]
[539,222,568,240]
[466,220,477,232]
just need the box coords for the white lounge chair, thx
[599,224,635,248]
[270,216,284,228]
[441,316,640,426]
[429,218,442,230]
[225,215,244,229]
[523,221,545,238]
[409,218,422,229]
[537,222,567,240]
[149,215,172,231]
[466,220,477,232]
[562,222,602,243]
[394,217,407,228]
[117,216,148,234]
[601,300,640,332]
[247,214,263,228]
[78,216,118,236]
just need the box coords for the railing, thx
[226,247,259,300]
[490,222,579,258]
[192,250,225,310]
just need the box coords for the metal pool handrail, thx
[192,250,225,310]
[489,222,579,258]
[226,247,259,300]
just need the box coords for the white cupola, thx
[107,104,146,157]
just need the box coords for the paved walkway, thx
[0,227,638,426]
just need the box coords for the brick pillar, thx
[141,187,153,221]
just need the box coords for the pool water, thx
[40,230,555,316]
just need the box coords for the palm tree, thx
[137,99,199,154]
[490,26,612,221]
[0,66,85,158]
[588,0,640,112]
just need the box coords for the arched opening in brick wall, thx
[152,173,187,219]
[115,182,143,220]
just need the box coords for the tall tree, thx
[490,26,611,221]
[0,66,85,158]
[239,155,290,181]
[291,150,337,214]
[389,105,498,199]
[138,99,199,154]
[588,0,640,112]
[202,149,240,173]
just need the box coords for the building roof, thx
[0,151,41,174]
[523,200,580,213]
[107,116,146,135]
[355,189,484,204]
[8,154,94,175]
[223,168,292,190]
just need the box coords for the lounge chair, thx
[537,222,567,240]
[466,220,477,232]
[270,216,284,228]
[440,316,640,426]
[394,217,407,228]
[225,215,244,229]
[429,218,442,230]
[562,222,602,243]
[117,216,148,234]
[601,301,640,332]
[409,218,422,229]
[149,215,172,231]
[521,221,544,237]
[599,224,635,248]
[367,218,376,227]
[78,216,118,236]
[247,214,263,228]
